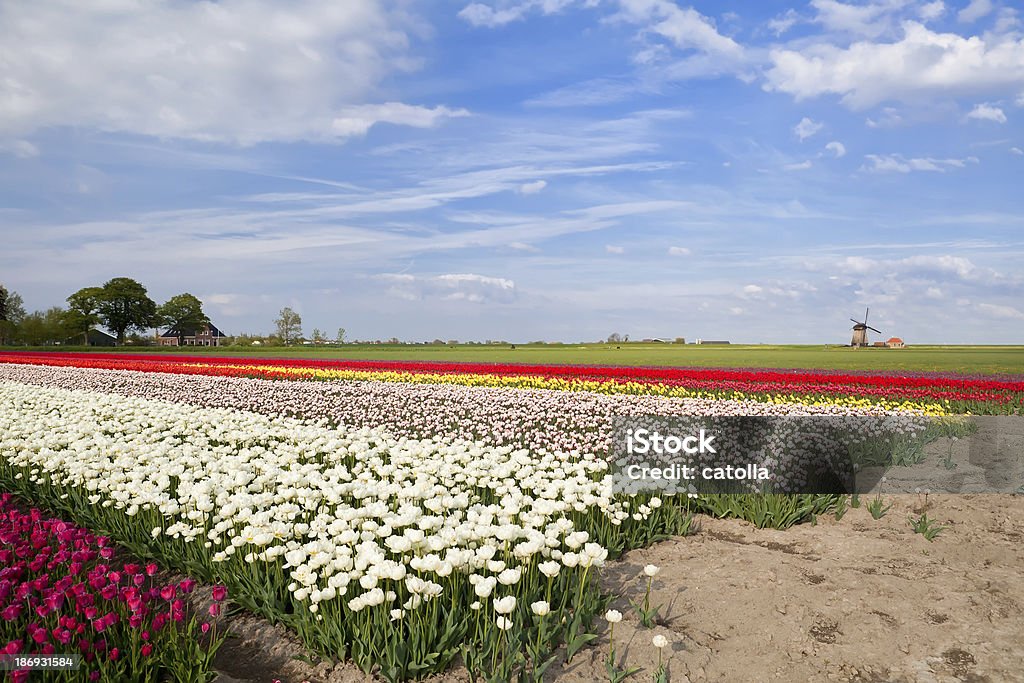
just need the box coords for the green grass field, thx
[25,343,1024,375]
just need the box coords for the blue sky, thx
[1,0,1022,343]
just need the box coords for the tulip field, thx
[3,351,1024,415]
[0,351,1021,681]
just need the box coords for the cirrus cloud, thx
[861,153,979,173]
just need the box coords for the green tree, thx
[274,307,302,345]
[157,293,210,345]
[312,328,326,343]
[0,285,26,345]
[15,307,73,346]
[66,286,104,345]
[96,277,157,345]
[336,327,346,343]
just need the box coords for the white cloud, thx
[1018,93,1024,106]
[605,245,625,254]
[767,9,801,36]
[825,141,847,157]
[764,22,1024,108]
[957,0,993,23]
[794,116,825,141]
[0,139,38,158]
[901,254,977,279]
[784,160,813,170]
[331,103,470,137]
[919,1,945,21]
[508,241,541,252]
[615,0,744,58]
[378,273,516,304]
[978,303,1024,319]
[458,3,527,27]
[862,154,979,172]
[827,254,983,279]
[518,180,548,194]
[865,107,903,128]
[966,103,1007,123]
[668,246,691,256]
[457,0,583,28]
[612,0,747,80]
[742,284,763,294]
[0,1,451,144]
[464,1,746,81]
[810,0,897,37]
[205,293,239,306]
[1011,147,1024,155]
[925,286,944,299]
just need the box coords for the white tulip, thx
[493,596,517,614]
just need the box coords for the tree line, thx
[0,278,209,346]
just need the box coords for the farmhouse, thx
[159,322,227,347]
[886,337,905,349]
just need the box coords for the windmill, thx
[850,308,880,347]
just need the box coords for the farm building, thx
[63,329,117,347]
[886,337,905,348]
[159,322,227,347]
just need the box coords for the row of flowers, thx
[0,362,930,459]
[10,352,1022,392]
[0,494,226,682]
[0,353,986,414]
[0,380,691,680]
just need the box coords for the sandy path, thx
[213,494,1023,683]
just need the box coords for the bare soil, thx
[213,494,1024,683]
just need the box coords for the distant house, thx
[696,339,731,345]
[886,337,905,349]
[64,329,117,347]
[159,322,227,347]
[872,341,886,347]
